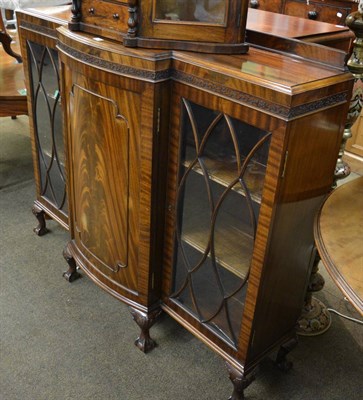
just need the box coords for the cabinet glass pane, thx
[170,99,271,348]
[154,0,227,24]
[28,41,67,214]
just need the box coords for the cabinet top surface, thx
[172,48,349,90]
[19,5,71,25]
[19,6,352,95]
[57,25,351,92]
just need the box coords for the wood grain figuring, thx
[58,28,171,307]
[281,106,350,201]
[315,177,363,315]
[80,0,129,32]
[237,124,287,366]
[68,73,139,292]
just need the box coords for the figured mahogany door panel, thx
[69,77,140,293]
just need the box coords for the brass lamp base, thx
[297,297,332,336]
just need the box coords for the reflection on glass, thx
[28,41,67,214]
[154,0,227,24]
[170,99,271,348]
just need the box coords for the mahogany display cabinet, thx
[55,21,354,398]
[17,6,71,234]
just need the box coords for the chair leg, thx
[0,13,22,63]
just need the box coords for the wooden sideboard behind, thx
[249,0,358,25]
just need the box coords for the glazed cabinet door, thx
[18,19,68,233]
[162,83,281,357]
[27,43,67,218]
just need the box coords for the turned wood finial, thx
[71,0,82,24]
[127,0,138,38]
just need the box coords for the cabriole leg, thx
[275,335,298,372]
[129,307,162,353]
[226,362,255,400]
[32,204,49,236]
[62,244,81,282]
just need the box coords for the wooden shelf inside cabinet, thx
[181,156,262,278]
[183,156,265,203]
[182,212,254,279]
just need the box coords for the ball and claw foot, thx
[62,245,81,282]
[62,269,81,282]
[129,307,162,353]
[32,205,49,236]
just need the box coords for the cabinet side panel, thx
[247,105,346,362]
